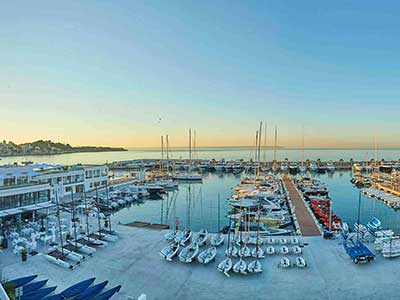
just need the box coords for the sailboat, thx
[160,242,180,261]
[197,246,217,264]
[233,258,247,274]
[218,221,234,277]
[192,228,208,246]
[248,207,263,273]
[172,129,202,181]
[210,195,225,247]
[178,242,199,263]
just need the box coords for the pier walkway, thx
[282,176,321,236]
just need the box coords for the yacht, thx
[327,161,335,172]
[309,161,318,172]
[289,162,298,173]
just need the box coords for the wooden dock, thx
[282,176,321,236]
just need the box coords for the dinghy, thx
[88,233,115,243]
[179,243,199,263]
[192,229,208,246]
[160,243,180,261]
[233,258,247,274]
[164,230,178,241]
[294,257,307,268]
[266,246,275,255]
[225,245,238,257]
[266,237,275,244]
[217,257,233,277]
[21,287,56,300]
[74,281,108,300]
[197,246,217,264]
[92,286,121,300]
[291,237,300,245]
[278,257,291,268]
[178,230,192,245]
[251,246,265,258]
[247,259,263,273]
[293,245,302,255]
[66,241,96,255]
[280,246,290,255]
[279,238,288,245]
[74,237,105,248]
[45,248,78,269]
[210,233,224,247]
[238,245,251,257]
[54,246,84,262]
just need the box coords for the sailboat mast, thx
[71,189,78,248]
[258,121,262,175]
[161,135,164,173]
[301,126,305,167]
[166,135,170,176]
[274,126,277,162]
[54,186,64,256]
[95,186,102,237]
[218,194,221,234]
[263,122,267,164]
[189,129,192,162]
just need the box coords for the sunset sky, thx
[1,1,400,148]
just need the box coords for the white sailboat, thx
[197,246,217,264]
[160,242,180,261]
[178,242,199,263]
[218,224,234,277]
[233,258,247,274]
[210,195,225,247]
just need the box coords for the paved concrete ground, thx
[2,225,400,300]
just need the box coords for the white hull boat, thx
[294,257,307,268]
[217,257,233,277]
[247,259,263,273]
[197,246,217,264]
[160,243,180,261]
[266,246,275,255]
[292,246,302,255]
[179,243,199,263]
[210,233,224,247]
[280,246,290,255]
[192,229,208,246]
[238,245,251,258]
[251,247,264,258]
[233,258,247,274]
[226,245,238,257]
[278,257,291,268]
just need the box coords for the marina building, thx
[0,164,109,220]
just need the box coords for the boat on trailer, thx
[179,243,199,263]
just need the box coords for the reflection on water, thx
[112,171,400,233]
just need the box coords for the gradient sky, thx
[1,1,400,148]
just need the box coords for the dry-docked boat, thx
[217,257,233,277]
[247,259,263,273]
[197,246,217,264]
[210,233,224,246]
[160,242,180,261]
[179,243,199,263]
[191,229,208,246]
[233,258,247,274]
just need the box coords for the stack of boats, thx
[1,275,121,300]
[296,177,342,232]
[352,217,400,258]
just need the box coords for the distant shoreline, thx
[0,148,128,158]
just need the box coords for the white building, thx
[0,164,109,220]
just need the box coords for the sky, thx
[1,1,399,148]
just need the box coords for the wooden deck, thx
[282,176,321,236]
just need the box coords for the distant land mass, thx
[0,140,127,156]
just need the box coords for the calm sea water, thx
[111,171,400,234]
[1,147,400,165]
